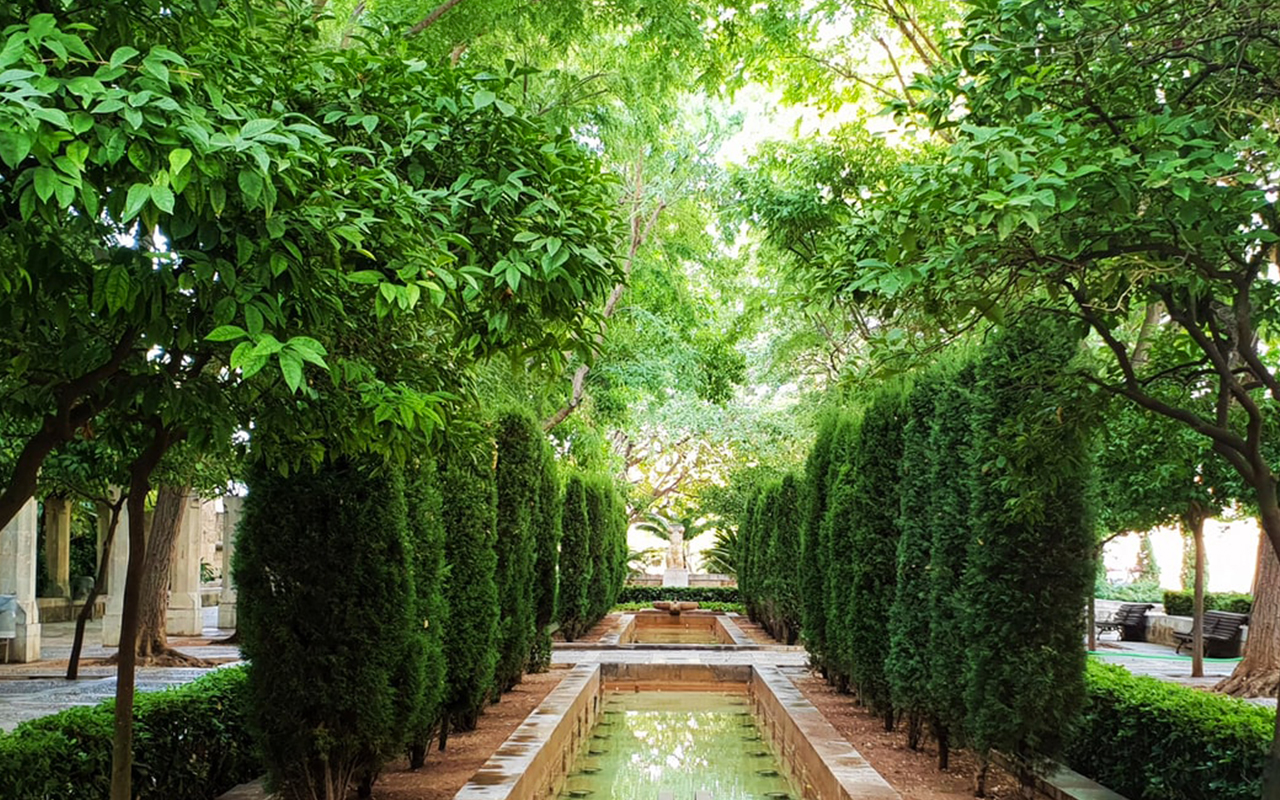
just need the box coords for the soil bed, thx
[790,671,1051,800]
[370,667,568,800]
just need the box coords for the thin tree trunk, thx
[67,495,125,681]
[1186,504,1207,678]
[933,719,949,770]
[135,485,188,660]
[110,424,173,800]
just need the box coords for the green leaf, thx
[122,183,150,221]
[279,351,304,393]
[0,130,32,168]
[473,90,496,110]
[169,148,192,175]
[108,46,140,68]
[240,118,278,139]
[245,305,263,337]
[238,169,263,202]
[150,184,175,214]
[32,166,56,203]
[287,336,329,369]
[206,325,248,342]
[103,267,130,313]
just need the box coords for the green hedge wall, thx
[616,586,741,603]
[1068,661,1271,800]
[0,667,257,800]
[1162,590,1253,617]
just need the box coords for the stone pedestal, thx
[662,568,690,587]
[102,495,129,648]
[0,499,42,661]
[166,493,203,637]
[217,496,242,630]
[42,498,72,598]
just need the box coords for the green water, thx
[561,691,803,800]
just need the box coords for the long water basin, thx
[561,689,802,800]
[620,613,734,645]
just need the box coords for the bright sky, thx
[1103,518,1260,593]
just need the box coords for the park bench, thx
[1173,610,1250,658]
[1094,603,1154,642]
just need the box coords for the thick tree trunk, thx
[68,496,124,680]
[1218,530,1280,696]
[135,486,187,661]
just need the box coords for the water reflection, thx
[562,691,801,800]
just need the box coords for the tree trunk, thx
[1218,529,1280,696]
[1087,593,1097,651]
[68,495,124,681]
[135,485,188,661]
[111,425,172,800]
[1186,505,1207,678]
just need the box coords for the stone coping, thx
[558,611,765,651]
[990,753,1130,800]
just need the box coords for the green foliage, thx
[842,384,906,717]
[800,412,839,665]
[1096,580,1165,603]
[1163,591,1253,617]
[0,666,256,800]
[925,361,976,752]
[492,411,541,693]
[1067,661,1272,800]
[887,371,943,728]
[822,414,862,687]
[439,446,500,731]
[558,473,593,641]
[615,586,741,603]
[403,458,447,759]
[963,313,1094,768]
[235,457,417,799]
[611,601,746,614]
[529,441,561,672]
[753,473,803,643]
[583,474,612,622]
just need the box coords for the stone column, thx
[166,492,203,636]
[101,495,130,648]
[217,496,242,629]
[42,497,72,598]
[0,498,42,661]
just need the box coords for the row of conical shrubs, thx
[234,409,628,800]
[739,314,1095,788]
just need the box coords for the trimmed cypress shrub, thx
[764,473,803,644]
[492,411,541,693]
[529,442,561,671]
[440,448,500,733]
[747,483,775,623]
[963,313,1093,778]
[925,361,976,769]
[583,474,611,622]
[801,413,840,667]
[558,474,593,640]
[844,385,906,727]
[737,490,760,620]
[404,458,447,768]
[236,458,418,800]
[887,372,942,749]
[823,414,862,690]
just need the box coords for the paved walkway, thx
[1087,636,1275,707]
[0,606,242,731]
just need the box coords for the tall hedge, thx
[529,442,561,671]
[822,414,861,691]
[492,411,541,694]
[440,448,500,733]
[737,490,760,620]
[763,473,803,644]
[583,474,611,622]
[746,482,775,623]
[844,385,906,727]
[963,314,1093,774]
[925,362,976,769]
[403,458,448,768]
[236,458,418,800]
[558,474,593,640]
[887,373,941,749]
[801,413,840,667]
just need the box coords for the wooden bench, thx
[1174,610,1249,658]
[1094,603,1153,642]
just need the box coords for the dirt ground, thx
[791,672,1050,800]
[370,667,568,800]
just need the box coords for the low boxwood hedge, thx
[1067,661,1271,800]
[617,586,740,604]
[0,666,258,800]
[1162,590,1253,617]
